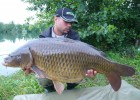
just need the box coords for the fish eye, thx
[9,55,13,58]
[17,55,21,59]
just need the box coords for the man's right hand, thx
[22,67,33,75]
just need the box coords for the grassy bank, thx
[0,51,140,100]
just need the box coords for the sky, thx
[0,0,35,24]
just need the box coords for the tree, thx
[21,0,140,51]
[0,22,24,42]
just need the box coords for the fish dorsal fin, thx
[63,38,75,43]
[53,81,65,95]
[106,72,121,91]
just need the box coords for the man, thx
[37,8,97,93]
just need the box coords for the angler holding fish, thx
[34,8,97,93]
[2,8,139,100]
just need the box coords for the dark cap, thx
[55,8,78,23]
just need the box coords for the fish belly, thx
[33,52,94,83]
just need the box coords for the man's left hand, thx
[85,69,97,77]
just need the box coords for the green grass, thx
[0,72,44,100]
[0,51,140,100]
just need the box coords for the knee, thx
[37,78,53,88]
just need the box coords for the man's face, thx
[54,17,73,34]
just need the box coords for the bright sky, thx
[0,0,35,24]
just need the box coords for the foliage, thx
[0,22,41,42]
[21,0,140,51]
[0,22,29,42]
[0,22,21,42]
[0,0,140,51]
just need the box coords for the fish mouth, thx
[2,62,7,66]
[2,61,8,66]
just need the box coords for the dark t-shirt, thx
[39,26,80,40]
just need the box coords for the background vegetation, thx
[0,0,139,51]
[0,0,140,100]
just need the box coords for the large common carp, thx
[2,38,135,94]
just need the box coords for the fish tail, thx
[106,71,121,91]
[106,63,135,91]
[114,63,135,76]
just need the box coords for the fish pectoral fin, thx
[52,80,65,95]
[106,72,121,91]
[31,66,47,78]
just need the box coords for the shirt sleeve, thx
[67,29,80,40]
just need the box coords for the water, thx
[0,39,28,76]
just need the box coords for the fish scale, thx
[33,52,85,82]
[33,50,109,82]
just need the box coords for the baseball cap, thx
[55,8,78,23]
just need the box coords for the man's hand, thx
[22,67,33,75]
[85,69,97,77]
